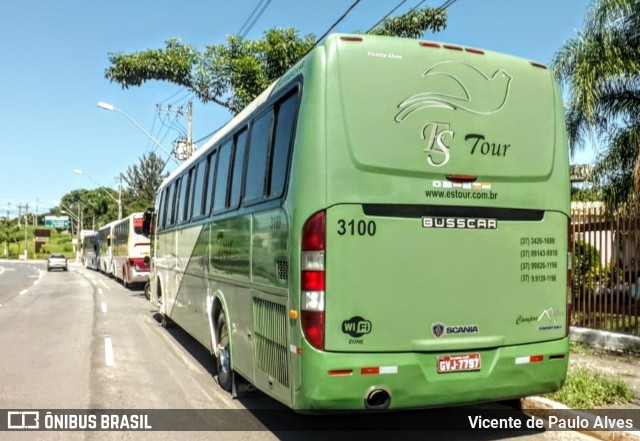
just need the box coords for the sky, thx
[0,0,593,218]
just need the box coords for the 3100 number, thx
[337,219,377,236]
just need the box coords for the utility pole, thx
[23,203,29,260]
[16,203,23,229]
[156,101,195,160]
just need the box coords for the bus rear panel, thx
[291,35,569,410]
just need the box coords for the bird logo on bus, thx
[395,61,513,122]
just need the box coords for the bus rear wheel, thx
[158,291,172,328]
[216,312,232,392]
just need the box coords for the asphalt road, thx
[0,260,597,441]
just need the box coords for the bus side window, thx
[213,140,232,213]
[166,180,178,227]
[157,189,167,231]
[204,151,218,216]
[178,168,192,224]
[269,92,298,199]
[244,111,273,204]
[229,129,248,209]
[191,159,207,219]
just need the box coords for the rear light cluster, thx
[301,211,326,350]
[420,41,485,55]
[130,257,149,272]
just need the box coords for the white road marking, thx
[104,337,115,366]
[98,288,103,296]
[101,302,108,314]
[19,289,28,296]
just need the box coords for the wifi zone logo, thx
[342,316,372,338]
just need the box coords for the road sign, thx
[44,215,69,229]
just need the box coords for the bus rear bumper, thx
[128,269,149,284]
[294,337,569,411]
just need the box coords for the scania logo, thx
[432,322,479,338]
[431,323,445,338]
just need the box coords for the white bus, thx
[81,230,99,270]
[111,213,151,287]
[98,220,117,275]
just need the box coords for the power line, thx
[408,0,429,14]
[303,0,364,58]
[368,0,460,34]
[158,87,189,105]
[237,0,265,36]
[366,0,409,33]
[238,0,272,38]
[438,0,459,11]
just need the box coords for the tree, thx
[105,7,447,115]
[59,188,118,230]
[0,219,20,257]
[552,0,640,207]
[121,152,169,212]
[57,153,168,228]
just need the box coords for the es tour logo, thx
[395,61,513,168]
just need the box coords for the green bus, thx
[148,33,571,411]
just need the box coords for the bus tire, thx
[144,282,151,300]
[216,312,233,392]
[159,292,173,328]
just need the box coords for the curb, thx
[571,327,640,353]
[522,396,640,441]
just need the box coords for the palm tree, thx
[552,0,640,207]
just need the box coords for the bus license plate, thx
[437,354,481,373]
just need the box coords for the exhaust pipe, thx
[364,387,391,410]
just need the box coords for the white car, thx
[47,254,68,272]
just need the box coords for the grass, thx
[545,365,633,408]
[4,226,75,260]
[569,341,592,355]
[544,346,635,408]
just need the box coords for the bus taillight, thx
[301,211,326,351]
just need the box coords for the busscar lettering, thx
[422,217,497,229]
[465,134,511,157]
